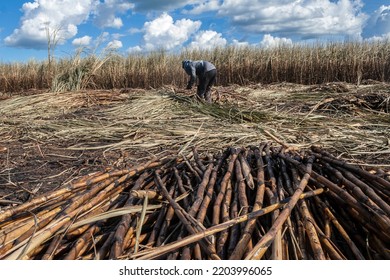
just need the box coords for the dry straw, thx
[1,84,389,165]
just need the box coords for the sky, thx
[0,0,389,62]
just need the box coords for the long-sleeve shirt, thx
[182,60,216,89]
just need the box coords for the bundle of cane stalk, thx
[0,143,389,260]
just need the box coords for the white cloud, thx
[111,33,123,40]
[107,39,123,49]
[184,0,220,15]
[22,1,40,12]
[366,33,390,42]
[127,45,143,53]
[363,5,390,39]
[260,34,293,49]
[231,39,249,48]
[5,0,97,49]
[93,0,134,29]
[188,30,227,50]
[4,0,378,53]
[111,18,124,29]
[4,0,136,49]
[132,12,227,52]
[129,27,142,34]
[218,0,367,39]
[72,35,92,46]
[142,13,201,51]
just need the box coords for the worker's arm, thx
[186,64,197,89]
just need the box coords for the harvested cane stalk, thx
[280,153,390,239]
[313,193,365,260]
[245,156,315,260]
[212,148,239,227]
[197,150,230,224]
[238,152,255,190]
[132,188,326,260]
[337,166,390,216]
[217,179,232,258]
[1,143,389,260]
[311,146,390,189]
[154,171,220,260]
[109,171,150,259]
[230,145,267,260]
[146,185,176,250]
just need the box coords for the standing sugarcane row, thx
[0,143,389,260]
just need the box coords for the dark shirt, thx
[182,60,216,89]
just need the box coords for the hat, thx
[182,60,191,68]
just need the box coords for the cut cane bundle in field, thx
[1,143,389,260]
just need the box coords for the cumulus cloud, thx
[366,33,390,42]
[187,30,227,50]
[231,39,249,48]
[72,35,92,46]
[127,45,143,53]
[363,5,390,39]
[142,13,201,51]
[4,0,135,49]
[260,34,293,49]
[4,0,97,49]
[5,0,379,52]
[107,39,123,49]
[129,12,229,52]
[93,0,134,29]
[184,0,220,15]
[218,0,367,39]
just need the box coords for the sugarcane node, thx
[130,190,164,201]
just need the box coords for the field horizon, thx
[0,40,389,94]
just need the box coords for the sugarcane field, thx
[0,43,390,260]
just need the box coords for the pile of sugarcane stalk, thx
[0,143,389,260]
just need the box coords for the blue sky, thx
[0,0,389,62]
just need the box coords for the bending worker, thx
[182,60,217,103]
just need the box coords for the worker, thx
[182,60,217,103]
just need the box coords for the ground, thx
[1,82,389,204]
